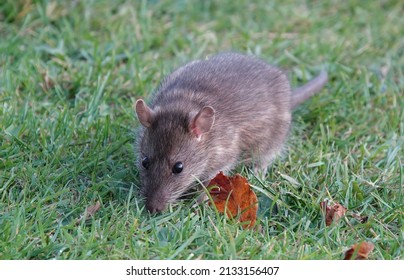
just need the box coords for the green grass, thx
[0,0,402,260]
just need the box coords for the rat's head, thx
[135,99,215,213]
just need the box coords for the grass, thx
[0,0,402,260]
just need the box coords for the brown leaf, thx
[39,70,55,92]
[320,200,347,226]
[76,201,101,224]
[86,201,101,216]
[344,241,375,260]
[208,172,258,229]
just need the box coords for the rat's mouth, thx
[144,179,205,213]
[145,186,202,213]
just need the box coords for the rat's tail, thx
[291,71,328,109]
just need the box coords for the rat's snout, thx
[145,196,168,214]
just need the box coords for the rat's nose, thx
[146,200,166,214]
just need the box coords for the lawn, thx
[0,0,402,260]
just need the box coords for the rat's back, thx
[152,52,292,118]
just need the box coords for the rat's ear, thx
[189,106,215,139]
[135,99,154,128]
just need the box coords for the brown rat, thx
[135,52,327,213]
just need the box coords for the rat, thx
[134,52,328,213]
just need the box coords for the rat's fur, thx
[135,52,327,213]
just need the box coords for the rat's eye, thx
[172,162,183,174]
[141,156,151,169]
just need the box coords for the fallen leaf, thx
[86,201,101,216]
[76,201,101,224]
[208,172,258,229]
[40,70,55,92]
[380,65,389,78]
[344,241,375,260]
[320,200,347,226]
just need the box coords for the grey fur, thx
[135,52,327,213]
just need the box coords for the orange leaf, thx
[344,241,375,260]
[76,201,101,224]
[208,172,258,229]
[86,201,101,217]
[320,200,347,226]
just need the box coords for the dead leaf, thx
[76,201,101,224]
[208,172,258,229]
[344,241,375,260]
[320,200,347,226]
[46,1,68,20]
[16,0,34,20]
[40,70,55,92]
[86,201,101,216]
[380,65,389,78]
